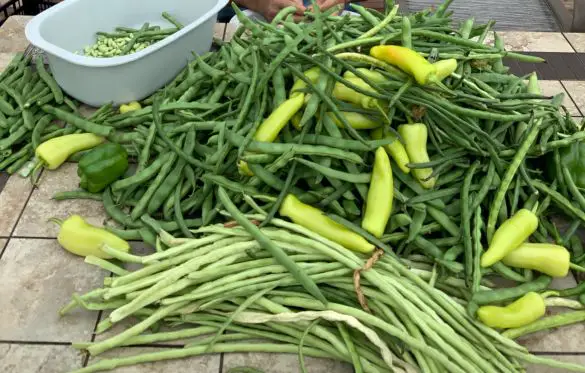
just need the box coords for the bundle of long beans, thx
[0,53,90,175]
[63,213,585,373]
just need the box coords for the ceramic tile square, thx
[562,81,585,117]
[0,52,17,71]
[564,33,585,52]
[214,23,226,39]
[483,32,573,52]
[222,352,353,373]
[538,81,580,116]
[0,343,85,373]
[0,174,35,236]
[0,16,32,54]
[0,238,106,342]
[14,162,107,237]
[86,346,221,373]
[525,355,585,372]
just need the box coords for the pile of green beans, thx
[79,12,183,58]
[0,53,82,175]
[62,215,585,373]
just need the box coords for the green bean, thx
[35,55,63,104]
[248,163,304,197]
[131,151,178,221]
[148,130,194,215]
[487,115,540,241]
[533,179,585,224]
[6,154,31,174]
[401,16,412,48]
[394,168,444,209]
[152,97,213,172]
[0,126,28,150]
[427,206,461,238]
[112,153,173,192]
[407,204,426,243]
[162,12,183,29]
[285,63,368,145]
[227,132,363,163]
[295,158,371,183]
[0,52,23,81]
[461,161,480,285]
[471,276,552,306]
[103,187,142,228]
[0,97,16,116]
[42,105,113,137]
[53,190,103,201]
[563,167,585,212]
[217,187,327,305]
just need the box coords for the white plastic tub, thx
[25,0,229,107]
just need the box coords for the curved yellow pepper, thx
[290,67,320,98]
[477,292,546,329]
[502,243,570,278]
[343,68,388,85]
[332,78,378,109]
[370,45,437,86]
[328,111,381,130]
[371,128,410,174]
[254,94,305,143]
[279,194,374,253]
[362,147,393,238]
[481,209,539,267]
[53,215,130,259]
[35,133,104,170]
[119,101,142,114]
[433,58,458,82]
[398,123,435,188]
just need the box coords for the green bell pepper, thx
[77,142,128,193]
[548,142,585,189]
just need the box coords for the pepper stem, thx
[570,262,585,272]
[48,217,64,227]
[30,159,44,186]
[545,297,584,310]
[540,290,560,299]
[531,200,540,214]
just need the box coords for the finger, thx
[286,0,307,14]
[318,0,344,10]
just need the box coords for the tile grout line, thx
[219,353,225,373]
[0,340,72,346]
[560,80,585,117]
[561,32,578,53]
[83,308,105,367]
[0,170,41,261]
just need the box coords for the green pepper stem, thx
[530,200,540,214]
[540,290,559,299]
[544,297,584,310]
[570,262,585,272]
[30,159,43,186]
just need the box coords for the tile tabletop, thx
[2,14,585,373]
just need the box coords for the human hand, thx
[240,0,306,21]
[315,0,346,12]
